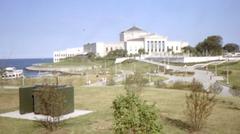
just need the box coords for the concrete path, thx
[137,59,232,96]
[0,110,93,121]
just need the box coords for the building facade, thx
[83,26,189,56]
[53,26,189,62]
[53,47,85,63]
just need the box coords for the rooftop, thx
[123,26,145,32]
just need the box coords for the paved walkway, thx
[137,59,232,96]
[0,110,93,121]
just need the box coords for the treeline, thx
[183,35,239,56]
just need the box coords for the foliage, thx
[223,43,239,52]
[170,81,191,90]
[34,86,65,131]
[86,52,96,61]
[182,46,197,56]
[220,70,232,75]
[154,80,166,88]
[107,70,115,86]
[124,72,148,93]
[209,82,223,95]
[229,88,240,97]
[105,49,127,60]
[112,91,162,134]
[196,35,223,56]
[138,48,145,56]
[185,79,216,131]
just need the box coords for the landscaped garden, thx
[0,86,240,134]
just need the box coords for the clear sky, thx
[0,0,239,58]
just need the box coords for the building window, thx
[106,48,108,52]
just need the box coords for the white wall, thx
[183,56,223,63]
[53,47,84,63]
[125,40,144,55]
[167,41,189,53]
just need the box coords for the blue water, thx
[0,58,53,77]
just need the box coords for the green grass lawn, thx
[0,86,240,134]
[209,61,240,89]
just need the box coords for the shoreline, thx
[25,65,91,75]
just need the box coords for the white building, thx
[84,26,189,56]
[53,47,85,63]
[53,26,189,62]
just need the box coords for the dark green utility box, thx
[19,85,74,115]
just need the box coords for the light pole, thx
[215,63,217,76]
[226,56,229,85]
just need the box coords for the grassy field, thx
[208,61,240,90]
[0,75,85,87]
[0,86,240,134]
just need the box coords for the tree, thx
[185,79,216,131]
[112,91,162,134]
[223,43,239,52]
[182,46,196,56]
[86,52,96,61]
[138,48,145,57]
[105,49,127,60]
[196,35,223,56]
[124,72,148,93]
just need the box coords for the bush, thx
[34,86,65,131]
[154,80,166,88]
[112,91,162,134]
[185,79,216,131]
[220,70,232,75]
[230,88,240,97]
[107,75,115,86]
[209,82,223,95]
[170,81,191,90]
[124,72,148,93]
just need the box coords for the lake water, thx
[0,58,52,77]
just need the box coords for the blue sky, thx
[0,0,239,58]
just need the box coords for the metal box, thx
[19,85,74,115]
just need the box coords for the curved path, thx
[137,59,232,96]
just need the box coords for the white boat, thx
[1,67,24,79]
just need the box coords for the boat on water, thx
[1,67,24,79]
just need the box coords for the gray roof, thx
[125,26,144,32]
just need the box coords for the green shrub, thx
[112,91,162,134]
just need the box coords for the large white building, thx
[83,26,188,56]
[53,26,189,62]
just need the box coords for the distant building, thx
[53,26,189,62]
[53,47,85,63]
[83,26,189,56]
[83,42,124,57]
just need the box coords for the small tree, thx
[107,76,115,86]
[34,86,65,131]
[112,91,162,134]
[124,72,148,93]
[138,48,145,57]
[185,79,216,131]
